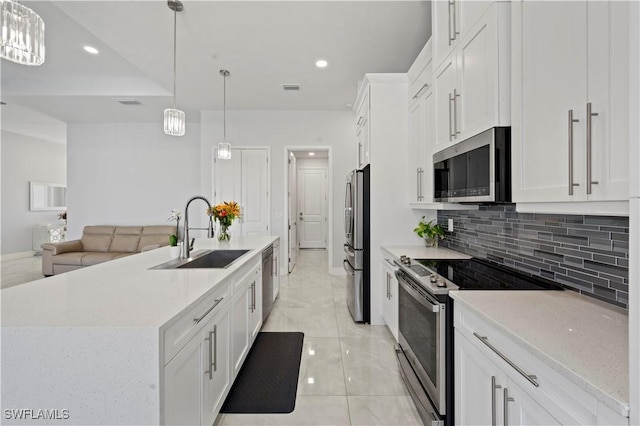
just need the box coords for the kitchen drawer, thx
[163,282,229,365]
[454,303,601,425]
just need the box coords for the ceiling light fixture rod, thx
[169,0,183,109]
[221,69,229,140]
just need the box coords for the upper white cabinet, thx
[433,2,511,150]
[511,0,629,209]
[355,89,370,169]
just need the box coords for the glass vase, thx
[218,224,231,242]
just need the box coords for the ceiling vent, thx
[115,98,141,105]
[282,84,300,91]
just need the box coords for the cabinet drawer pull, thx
[213,324,218,373]
[586,102,599,194]
[491,376,502,426]
[473,332,539,387]
[568,110,580,195]
[449,93,455,140]
[453,89,460,136]
[412,82,430,100]
[451,0,459,41]
[448,1,454,44]
[194,297,224,324]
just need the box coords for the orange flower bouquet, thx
[207,201,241,242]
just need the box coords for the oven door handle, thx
[396,271,442,310]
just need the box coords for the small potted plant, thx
[167,209,182,257]
[413,216,445,247]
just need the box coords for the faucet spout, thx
[182,195,215,259]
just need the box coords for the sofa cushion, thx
[52,252,87,266]
[137,225,175,252]
[81,226,115,252]
[111,227,143,253]
[81,253,125,266]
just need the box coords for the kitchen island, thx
[1,236,278,425]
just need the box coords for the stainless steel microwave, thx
[433,127,511,203]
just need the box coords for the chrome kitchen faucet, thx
[182,195,215,259]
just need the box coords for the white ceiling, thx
[1,1,431,125]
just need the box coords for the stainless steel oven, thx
[395,269,447,425]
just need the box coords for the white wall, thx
[200,111,355,272]
[1,131,67,255]
[66,123,201,240]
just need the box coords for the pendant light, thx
[164,0,185,137]
[217,69,232,160]
[0,0,45,66]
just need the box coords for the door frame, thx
[283,146,333,275]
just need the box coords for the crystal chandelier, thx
[217,69,232,160]
[0,0,45,66]
[164,0,185,137]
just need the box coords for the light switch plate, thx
[448,218,454,232]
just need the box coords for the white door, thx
[213,148,243,235]
[241,149,269,236]
[297,168,327,249]
[288,154,298,272]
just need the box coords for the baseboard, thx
[330,267,346,276]
[1,251,36,261]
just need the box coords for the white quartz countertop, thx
[381,245,472,260]
[450,290,629,415]
[1,236,277,329]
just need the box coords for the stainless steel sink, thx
[151,249,250,270]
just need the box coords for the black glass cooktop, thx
[415,258,563,291]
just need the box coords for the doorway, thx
[284,147,332,274]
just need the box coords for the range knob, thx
[436,277,447,288]
[400,255,411,265]
[430,274,438,283]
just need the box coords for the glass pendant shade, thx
[218,142,231,160]
[0,0,45,66]
[164,108,185,136]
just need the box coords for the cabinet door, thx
[409,98,426,203]
[455,331,505,426]
[356,90,370,168]
[202,309,231,426]
[458,0,493,36]
[434,53,458,150]
[164,325,210,426]
[422,89,436,203]
[230,284,249,378]
[513,1,588,203]
[586,1,629,201]
[457,5,498,140]
[433,0,456,69]
[504,378,562,426]
[381,259,398,341]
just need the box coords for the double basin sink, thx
[151,249,250,270]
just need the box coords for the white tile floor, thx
[1,250,422,425]
[220,249,422,426]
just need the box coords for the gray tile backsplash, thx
[437,205,629,308]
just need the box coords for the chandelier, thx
[217,69,231,160]
[163,0,185,137]
[0,0,45,66]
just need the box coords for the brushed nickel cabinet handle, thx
[503,388,514,426]
[451,0,459,41]
[204,330,213,380]
[474,332,539,387]
[568,110,580,195]
[449,92,455,140]
[412,82,430,100]
[453,89,460,136]
[448,1,454,45]
[213,324,218,373]
[587,102,599,194]
[491,376,502,426]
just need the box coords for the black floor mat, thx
[220,332,304,414]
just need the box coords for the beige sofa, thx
[41,225,175,276]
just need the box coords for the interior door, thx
[298,167,327,249]
[241,149,269,236]
[288,154,298,272]
[213,148,243,235]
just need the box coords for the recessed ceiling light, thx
[83,45,99,55]
[315,59,328,68]
[309,152,315,156]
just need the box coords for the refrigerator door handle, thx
[343,260,355,275]
[344,244,356,257]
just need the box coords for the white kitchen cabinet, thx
[164,304,230,426]
[434,2,510,152]
[512,0,629,210]
[355,88,370,169]
[454,300,629,426]
[433,0,497,75]
[381,256,398,341]
[272,239,280,302]
[230,263,262,379]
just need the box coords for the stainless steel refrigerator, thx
[343,165,370,323]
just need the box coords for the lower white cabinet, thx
[164,307,230,426]
[454,301,629,426]
[381,256,398,341]
[231,264,262,379]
